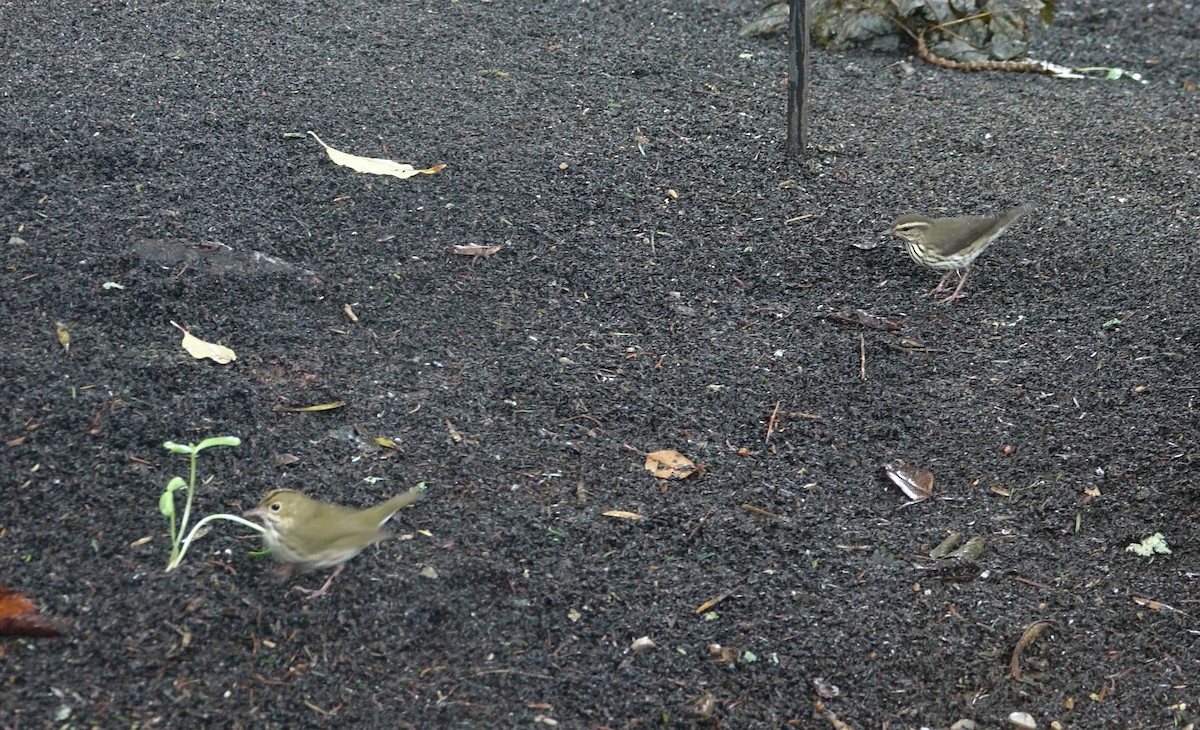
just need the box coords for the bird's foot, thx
[926,270,959,297]
[929,268,970,303]
[933,290,968,304]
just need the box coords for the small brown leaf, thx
[644,449,696,480]
[274,453,301,467]
[706,643,736,664]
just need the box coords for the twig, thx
[1009,620,1056,681]
[859,334,867,380]
[695,573,749,614]
[740,503,781,519]
[765,400,782,443]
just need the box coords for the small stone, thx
[630,636,656,652]
[1008,711,1037,730]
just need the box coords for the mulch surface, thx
[2,0,1198,727]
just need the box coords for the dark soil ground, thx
[3,0,1199,727]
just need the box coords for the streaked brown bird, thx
[244,487,423,599]
[889,203,1034,303]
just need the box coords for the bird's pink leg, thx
[294,564,345,600]
[927,269,958,297]
[935,268,972,303]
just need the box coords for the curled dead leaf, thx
[690,692,716,720]
[883,462,934,501]
[1131,595,1183,614]
[308,131,445,179]
[929,531,963,559]
[946,536,985,563]
[1009,620,1054,681]
[816,307,902,331]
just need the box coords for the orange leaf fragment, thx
[0,584,61,638]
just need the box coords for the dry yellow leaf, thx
[449,244,503,257]
[170,321,235,364]
[602,510,644,520]
[644,449,696,480]
[273,401,346,413]
[307,131,446,179]
[54,322,71,351]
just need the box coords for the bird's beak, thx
[244,506,265,521]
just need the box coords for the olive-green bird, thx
[244,487,423,599]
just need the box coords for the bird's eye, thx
[270,502,281,512]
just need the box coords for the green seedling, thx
[160,436,264,571]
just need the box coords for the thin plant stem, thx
[167,514,265,571]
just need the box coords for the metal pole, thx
[785,0,809,158]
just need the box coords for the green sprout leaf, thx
[159,489,176,518]
[195,435,242,451]
[161,435,255,572]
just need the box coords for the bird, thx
[889,203,1034,303]
[243,487,423,599]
